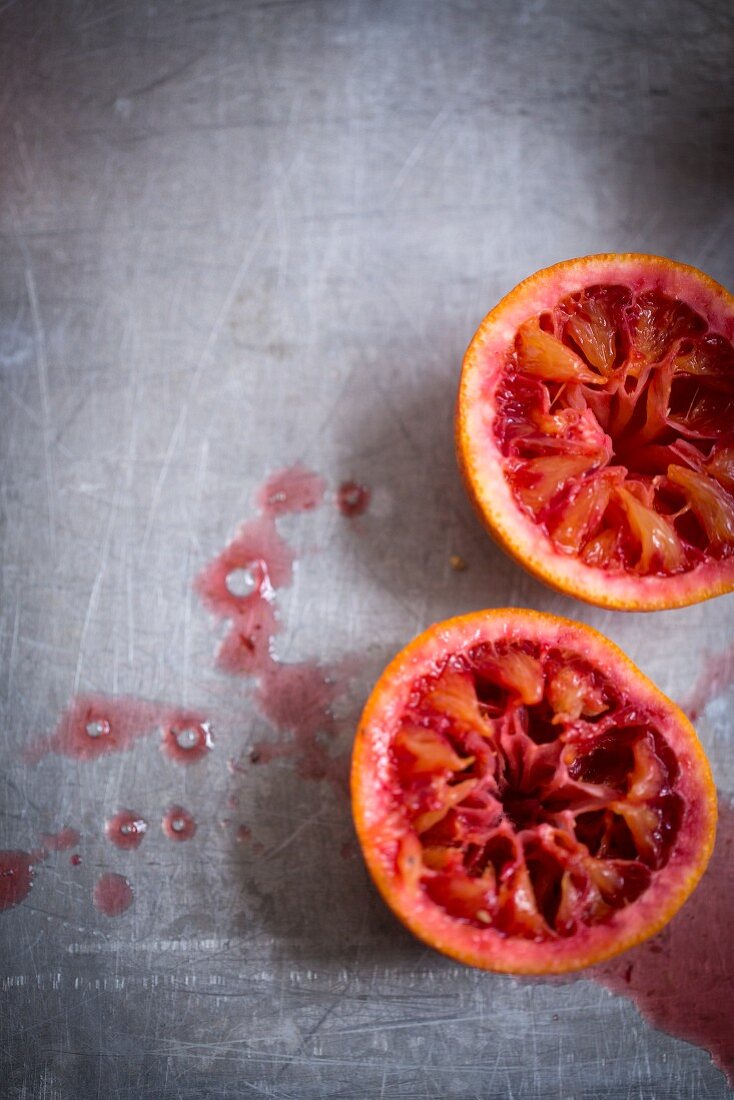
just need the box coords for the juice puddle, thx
[592,797,734,1082]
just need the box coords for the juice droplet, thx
[337,480,371,517]
[195,516,293,618]
[161,805,196,841]
[236,825,251,843]
[105,810,148,850]
[86,719,110,739]
[176,728,199,750]
[93,872,133,916]
[225,566,257,597]
[70,854,82,866]
[161,714,213,765]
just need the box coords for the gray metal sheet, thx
[1,1,733,1096]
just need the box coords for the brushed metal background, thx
[1,1,732,1096]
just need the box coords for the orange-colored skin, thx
[456,254,734,611]
[351,609,717,974]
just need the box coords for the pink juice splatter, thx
[195,515,293,615]
[216,596,279,676]
[337,480,371,517]
[592,796,734,1081]
[195,465,355,792]
[27,696,212,765]
[257,464,327,517]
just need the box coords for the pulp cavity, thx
[392,640,682,940]
[496,285,734,576]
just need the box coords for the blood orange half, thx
[351,610,716,974]
[457,255,734,610]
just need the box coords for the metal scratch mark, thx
[140,212,271,552]
[25,267,56,555]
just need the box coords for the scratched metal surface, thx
[1,1,733,1097]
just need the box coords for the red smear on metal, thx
[257,465,327,517]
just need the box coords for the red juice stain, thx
[160,712,213,765]
[252,661,350,790]
[26,696,212,765]
[26,695,161,762]
[40,827,80,852]
[196,468,356,793]
[195,515,293,675]
[337,480,371,517]
[592,797,734,1081]
[161,805,197,841]
[216,597,279,676]
[681,641,734,721]
[235,824,251,843]
[195,515,293,618]
[94,872,134,917]
[0,850,44,912]
[105,809,147,850]
[257,464,327,517]
[70,854,82,866]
